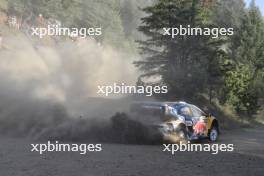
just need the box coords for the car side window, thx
[178,106,193,117]
[191,106,202,117]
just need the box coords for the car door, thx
[190,105,203,124]
[191,105,210,133]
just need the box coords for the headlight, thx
[178,115,185,121]
[185,121,193,126]
[158,123,174,133]
[165,123,174,131]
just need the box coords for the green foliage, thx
[137,0,264,118]
[223,63,258,114]
[136,0,224,98]
[6,0,133,48]
[220,1,264,116]
[4,0,264,118]
[213,0,245,30]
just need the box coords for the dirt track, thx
[0,127,264,176]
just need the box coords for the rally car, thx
[130,101,219,142]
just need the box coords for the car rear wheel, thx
[209,127,219,142]
[176,127,188,141]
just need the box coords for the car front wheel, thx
[209,127,219,142]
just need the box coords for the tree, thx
[221,0,264,116]
[136,0,225,99]
[7,0,129,47]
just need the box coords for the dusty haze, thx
[0,30,139,139]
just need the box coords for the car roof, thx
[165,101,188,106]
[133,101,199,109]
[166,102,205,112]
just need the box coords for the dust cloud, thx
[0,31,142,141]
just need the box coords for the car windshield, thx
[172,104,192,117]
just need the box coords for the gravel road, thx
[0,127,263,176]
